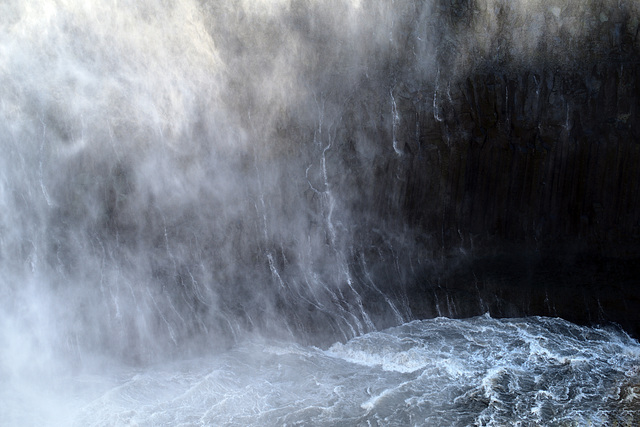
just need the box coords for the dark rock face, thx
[394,65,640,255]
[364,2,640,337]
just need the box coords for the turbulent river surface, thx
[6,315,640,426]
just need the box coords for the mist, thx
[1,0,431,368]
[1,0,639,405]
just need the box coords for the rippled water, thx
[5,315,640,426]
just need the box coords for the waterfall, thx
[1,1,640,425]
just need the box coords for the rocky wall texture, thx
[392,64,640,255]
[364,1,640,336]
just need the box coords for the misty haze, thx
[1,0,640,425]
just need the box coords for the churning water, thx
[5,315,640,426]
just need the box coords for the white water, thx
[2,2,640,426]
[4,315,639,426]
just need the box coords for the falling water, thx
[1,0,640,425]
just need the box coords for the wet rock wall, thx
[392,64,640,256]
[368,2,640,336]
